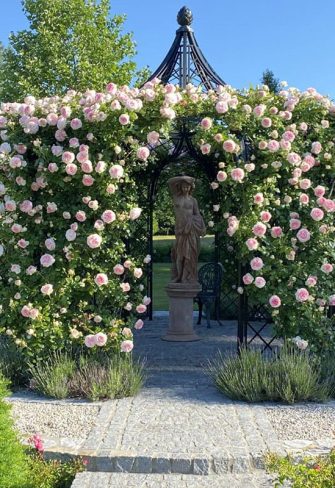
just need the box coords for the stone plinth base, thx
[162,282,201,342]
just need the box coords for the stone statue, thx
[167,176,206,284]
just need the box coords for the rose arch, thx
[0,7,334,361]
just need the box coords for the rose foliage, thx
[0,79,334,360]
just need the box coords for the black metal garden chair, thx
[195,262,224,328]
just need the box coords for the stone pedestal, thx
[162,282,201,342]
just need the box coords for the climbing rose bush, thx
[0,79,334,358]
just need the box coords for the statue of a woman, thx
[167,176,206,283]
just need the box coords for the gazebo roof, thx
[144,6,225,90]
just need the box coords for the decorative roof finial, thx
[177,6,193,26]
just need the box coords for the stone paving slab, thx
[71,472,275,487]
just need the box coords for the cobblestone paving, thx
[72,472,274,487]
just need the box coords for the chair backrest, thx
[198,262,224,294]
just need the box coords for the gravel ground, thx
[10,401,100,440]
[266,404,335,440]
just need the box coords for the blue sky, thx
[0,0,334,99]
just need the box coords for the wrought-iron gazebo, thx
[136,6,275,352]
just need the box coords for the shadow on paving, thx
[132,315,280,401]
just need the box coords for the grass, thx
[207,345,332,404]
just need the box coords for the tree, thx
[261,69,280,94]
[0,0,141,101]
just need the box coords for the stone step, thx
[71,471,274,487]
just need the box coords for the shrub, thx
[27,454,85,488]
[207,345,332,404]
[0,373,30,488]
[266,449,335,488]
[29,350,145,401]
[0,336,28,386]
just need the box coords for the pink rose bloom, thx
[299,193,309,205]
[201,117,212,130]
[311,141,322,154]
[305,275,317,287]
[84,335,96,348]
[231,168,245,182]
[267,140,280,152]
[134,267,143,279]
[65,163,78,176]
[101,210,116,223]
[261,117,272,128]
[329,295,335,306]
[21,305,31,318]
[253,104,266,117]
[11,264,21,274]
[5,200,17,212]
[81,161,93,173]
[26,266,37,275]
[29,308,39,319]
[271,226,283,238]
[82,175,94,186]
[48,163,58,173]
[295,288,310,302]
[254,193,264,204]
[136,304,147,314]
[147,131,160,145]
[297,228,311,243]
[143,296,151,305]
[214,134,223,143]
[76,151,88,163]
[223,140,236,153]
[129,207,142,220]
[11,224,23,234]
[51,145,63,156]
[269,295,281,308]
[321,263,333,273]
[254,277,266,288]
[62,151,75,164]
[106,82,117,94]
[299,179,311,190]
[319,224,328,234]
[113,264,125,275]
[70,118,82,130]
[260,211,272,222]
[65,229,76,241]
[310,208,324,221]
[95,161,106,173]
[287,152,301,165]
[289,219,301,230]
[95,332,107,347]
[19,200,33,213]
[120,282,131,292]
[258,140,268,150]
[252,222,267,237]
[137,146,150,161]
[69,137,79,148]
[215,101,228,113]
[87,234,102,249]
[134,319,144,330]
[217,171,227,182]
[246,238,259,251]
[76,210,86,222]
[94,273,109,286]
[323,199,335,212]
[282,130,295,142]
[41,284,53,295]
[123,260,133,269]
[243,273,254,285]
[300,122,308,131]
[45,238,56,251]
[119,113,130,125]
[109,164,124,179]
[70,223,78,231]
[55,129,67,142]
[200,143,211,154]
[314,185,326,197]
[300,162,310,173]
[18,239,29,249]
[47,202,57,214]
[40,254,55,267]
[94,220,104,231]
[121,340,134,353]
[250,257,264,271]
